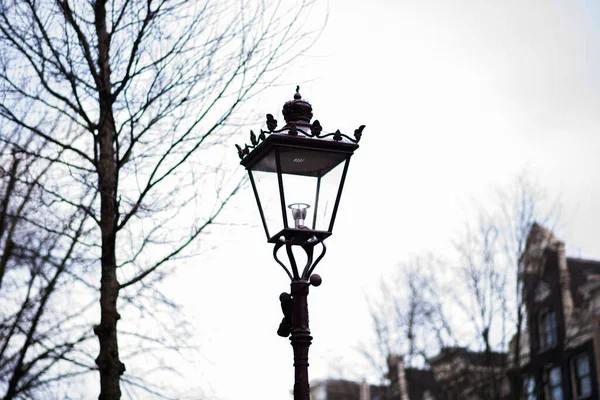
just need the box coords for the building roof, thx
[567,257,600,307]
[310,379,388,400]
[523,223,600,309]
[429,347,507,368]
[317,379,360,400]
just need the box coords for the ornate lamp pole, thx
[236,87,364,400]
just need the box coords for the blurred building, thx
[510,223,600,399]
[310,356,439,400]
[310,379,386,400]
[428,347,509,399]
[313,224,600,399]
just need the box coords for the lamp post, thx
[236,87,364,400]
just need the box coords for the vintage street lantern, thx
[236,87,363,400]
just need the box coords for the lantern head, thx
[237,87,364,246]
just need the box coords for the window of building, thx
[539,309,557,349]
[572,354,592,399]
[523,376,536,400]
[545,366,563,400]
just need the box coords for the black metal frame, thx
[239,132,360,167]
[273,239,327,282]
[242,135,357,245]
[237,88,364,400]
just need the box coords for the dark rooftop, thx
[567,257,600,307]
[429,347,507,368]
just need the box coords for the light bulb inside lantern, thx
[288,203,311,229]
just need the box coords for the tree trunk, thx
[93,1,124,399]
[94,111,124,399]
[94,115,124,399]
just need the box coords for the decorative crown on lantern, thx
[282,86,313,125]
[236,86,365,160]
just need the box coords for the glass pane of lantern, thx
[280,173,317,230]
[277,146,347,232]
[248,143,351,240]
[249,168,283,239]
[313,158,348,232]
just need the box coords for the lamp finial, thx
[283,86,312,124]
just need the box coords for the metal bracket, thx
[273,240,327,281]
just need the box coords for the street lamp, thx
[236,87,364,400]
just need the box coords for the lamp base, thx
[268,228,331,245]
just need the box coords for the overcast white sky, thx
[158,1,600,398]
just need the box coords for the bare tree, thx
[448,171,560,399]
[361,254,455,383]
[0,0,320,398]
[362,171,560,399]
[0,134,100,399]
[495,173,560,399]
